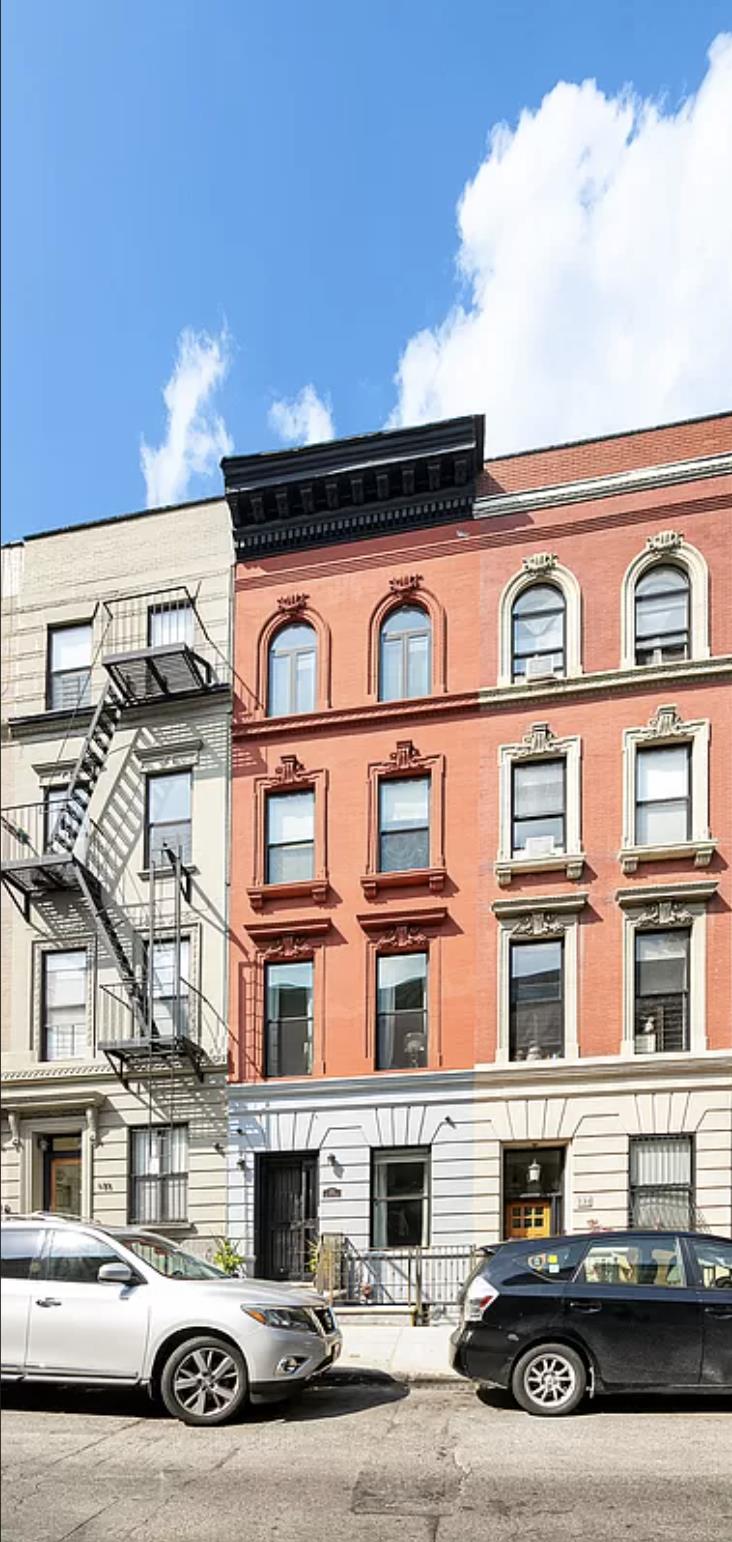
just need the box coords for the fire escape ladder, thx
[49,682,125,857]
[74,866,149,1038]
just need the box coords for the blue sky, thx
[3,1,731,538]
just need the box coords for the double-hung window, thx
[148,601,194,649]
[150,937,190,1036]
[379,607,431,701]
[268,624,317,717]
[512,760,565,856]
[265,960,313,1077]
[511,586,565,680]
[634,566,689,666]
[266,790,314,884]
[509,940,563,1061]
[379,777,430,872]
[129,1126,189,1225]
[376,953,428,1070]
[634,929,690,1053]
[371,1149,430,1248]
[47,623,92,711]
[42,951,87,1061]
[146,771,192,868]
[635,745,690,847]
[629,1136,693,1229]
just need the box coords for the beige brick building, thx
[1,498,233,1254]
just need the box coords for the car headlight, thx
[241,1305,316,1332]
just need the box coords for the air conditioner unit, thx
[525,656,558,681]
[524,835,556,857]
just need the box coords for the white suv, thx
[1,1216,341,1425]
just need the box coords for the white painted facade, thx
[227,1055,731,1272]
[1,501,233,1252]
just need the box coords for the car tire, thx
[159,1335,248,1426]
[511,1342,587,1418]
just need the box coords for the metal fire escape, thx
[1,587,221,1088]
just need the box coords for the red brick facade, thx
[228,413,732,1084]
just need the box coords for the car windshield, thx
[121,1235,227,1280]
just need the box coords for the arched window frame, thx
[256,602,331,720]
[367,581,446,702]
[621,534,709,670]
[498,557,582,687]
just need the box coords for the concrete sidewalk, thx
[336,1319,459,1381]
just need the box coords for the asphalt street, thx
[1,1375,730,1542]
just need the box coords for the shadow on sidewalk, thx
[474,1385,732,1418]
[1,1370,409,1425]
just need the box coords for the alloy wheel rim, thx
[173,1347,240,1418]
[525,1353,576,1408]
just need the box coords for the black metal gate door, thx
[258,1154,318,1280]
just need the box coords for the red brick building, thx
[225,412,732,1280]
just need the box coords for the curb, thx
[325,1367,462,1388]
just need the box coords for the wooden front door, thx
[505,1200,552,1239]
[258,1154,318,1281]
[43,1135,82,1217]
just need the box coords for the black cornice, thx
[223,415,485,557]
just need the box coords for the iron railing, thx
[316,1234,479,1319]
[1,801,100,869]
[101,585,224,681]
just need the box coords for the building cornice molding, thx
[225,416,484,558]
[232,656,732,740]
[8,685,231,741]
[475,451,732,521]
[474,1050,732,1093]
[229,1066,477,1106]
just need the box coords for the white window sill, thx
[495,852,585,887]
[619,840,716,875]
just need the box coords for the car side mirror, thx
[97,1261,135,1284]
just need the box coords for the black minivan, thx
[450,1229,732,1415]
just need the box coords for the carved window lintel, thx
[389,574,423,597]
[276,592,309,615]
[522,552,557,575]
[510,910,568,938]
[646,530,683,553]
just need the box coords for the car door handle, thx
[569,1300,602,1314]
[35,1298,62,1308]
[704,1304,732,1318]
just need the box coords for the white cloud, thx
[268,384,335,446]
[389,34,732,452]
[141,327,233,508]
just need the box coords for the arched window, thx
[268,623,317,717]
[511,584,565,681]
[379,606,432,701]
[634,565,690,667]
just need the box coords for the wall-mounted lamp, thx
[214,1142,225,1156]
[527,1158,542,1188]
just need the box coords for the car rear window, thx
[524,1241,588,1281]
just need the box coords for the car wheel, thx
[511,1342,587,1417]
[160,1335,248,1426]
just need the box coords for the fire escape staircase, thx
[1,590,219,1087]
